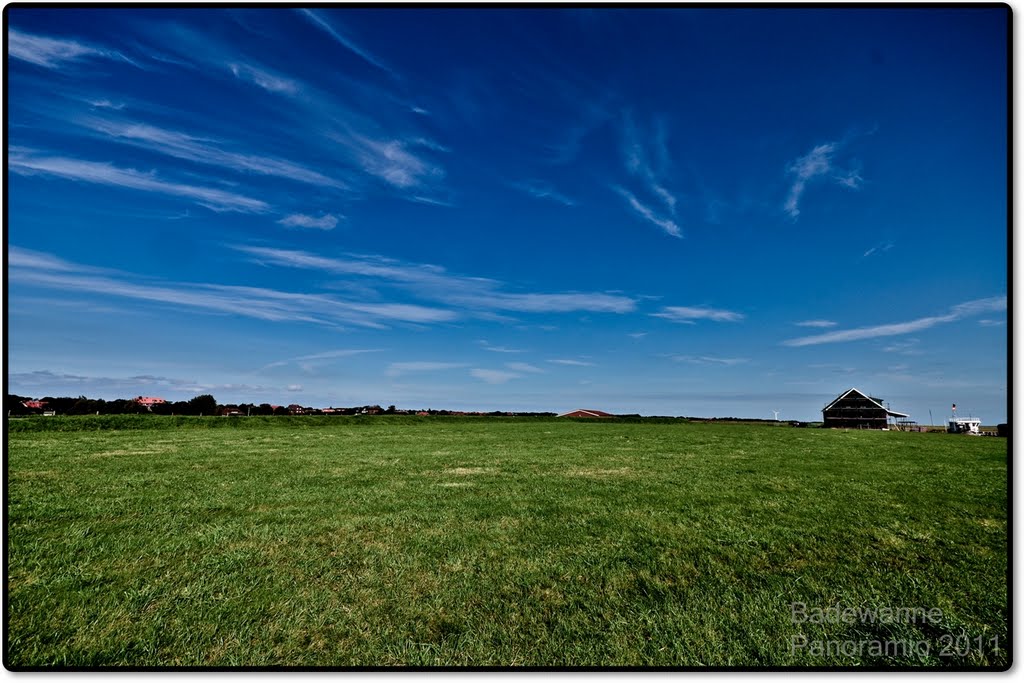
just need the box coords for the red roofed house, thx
[558,409,616,418]
[22,400,47,410]
[134,396,166,410]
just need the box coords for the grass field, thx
[5,416,1009,668]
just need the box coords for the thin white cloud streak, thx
[286,384,303,392]
[671,355,749,366]
[9,247,455,329]
[7,369,274,397]
[133,21,446,203]
[386,362,468,377]
[298,9,398,78]
[408,194,455,207]
[612,113,681,239]
[260,349,382,371]
[795,319,838,328]
[651,306,745,323]
[232,245,637,315]
[87,99,125,110]
[278,213,340,230]
[511,180,576,206]
[229,62,300,95]
[8,149,270,213]
[862,241,894,259]
[334,133,445,190]
[612,186,681,238]
[621,113,677,216]
[505,362,544,374]
[471,369,521,384]
[784,140,863,219]
[479,341,525,353]
[8,246,113,274]
[881,339,921,354]
[548,359,595,367]
[7,28,130,69]
[80,118,347,189]
[782,296,1006,347]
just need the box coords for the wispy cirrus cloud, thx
[784,139,863,219]
[297,8,398,78]
[386,361,468,377]
[8,28,132,69]
[86,99,126,110]
[782,296,1006,347]
[260,348,382,371]
[671,355,749,366]
[613,185,681,238]
[135,21,301,98]
[651,306,744,323]
[9,246,455,329]
[132,20,447,204]
[79,117,347,189]
[7,369,273,397]
[334,133,446,191]
[278,213,340,230]
[470,368,521,384]
[622,113,676,213]
[479,340,525,353]
[229,61,300,95]
[548,359,595,367]
[505,362,545,374]
[881,338,922,354]
[232,245,637,315]
[862,241,894,258]
[794,319,838,328]
[614,113,681,238]
[510,180,576,206]
[8,148,270,213]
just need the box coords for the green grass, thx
[5,417,1008,667]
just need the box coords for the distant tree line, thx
[7,393,560,418]
[7,394,218,416]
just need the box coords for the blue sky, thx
[6,6,1008,421]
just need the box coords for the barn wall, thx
[823,395,889,429]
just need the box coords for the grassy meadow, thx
[5,416,1009,668]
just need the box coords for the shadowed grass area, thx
[6,417,1008,667]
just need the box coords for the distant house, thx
[558,409,616,418]
[287,404,305,415]
[134,396,166,409]
[822,388,908,429]
[22,400,47,410]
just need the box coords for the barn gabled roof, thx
[558,409,615,417]
[824,388,908,418]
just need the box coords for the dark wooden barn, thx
[822,388,908,429]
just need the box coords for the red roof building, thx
[22,400,47,410]
[134,397,166,407]
[558,409,616,418]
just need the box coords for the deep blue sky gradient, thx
[6,6,1008,421]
